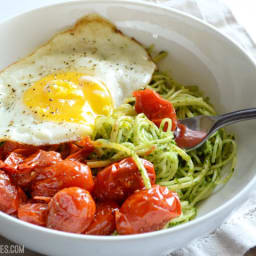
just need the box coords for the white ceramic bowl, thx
[1,1,256,255]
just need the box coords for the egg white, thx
[0,14,156,145]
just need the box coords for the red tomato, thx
[11,171,37,188]
[66,137,94,162]
[47,187,96,233]
[3,150,61,174]
[19,150,62,172]
[93,157,156,203]
[3,150,62,190]
[31,160,94,197]
[3,152,24,172]
[0,170,19,214]
[115,185,181,235]
[17,187,27,204]
[133,89,177,131]
[0,160,4,168]
[48,137,94,160]
[175,123,207,149]
[32,196,51,204]
[18,203,49,226]
[0,141,37,159]
[85,201,118,235]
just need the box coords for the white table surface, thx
[223,0,256,42]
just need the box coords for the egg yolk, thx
[23,72,113,125]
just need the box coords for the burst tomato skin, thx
[85,201,119,235]
[18,203,49,226]
[115,185,181,235]
[47,187,96,234]
[11,171,37,189]
[19,150,62,172]
[3,150,62,173]
[93,157,156,203]
[133,89,177,131]
[17,187,27,204]
[2,150,62,189]
[0,141,37,160]
[65,137,94,162]
[31,160,94,197]
[3,151,24,172]
[0,170,19,214]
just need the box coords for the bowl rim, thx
[1,0,256,241]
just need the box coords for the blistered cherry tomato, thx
[115,185,181,235]
[32,196,51,204]
[11,171,37,188]
[0,160,4,168]
[31,160,94,197]
[0,170,19,214]
[3,152,24,172]
[17,187,27,204]
[3,150,62,190]
[18,203,48,226]
[133,89,177,131]
[93,157,156,202]
[0,141,38,160]
[47,187,96,233]
[3,150,61,173]
[85,201,118,235]
[66,137,94,162]
[49,137,94,159]
[19,150,62,172]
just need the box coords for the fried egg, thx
[0,15,155,145]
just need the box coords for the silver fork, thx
[178,108,256,151]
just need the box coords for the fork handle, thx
[211,108,256,133]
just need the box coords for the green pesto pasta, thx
[87,50,236,227]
